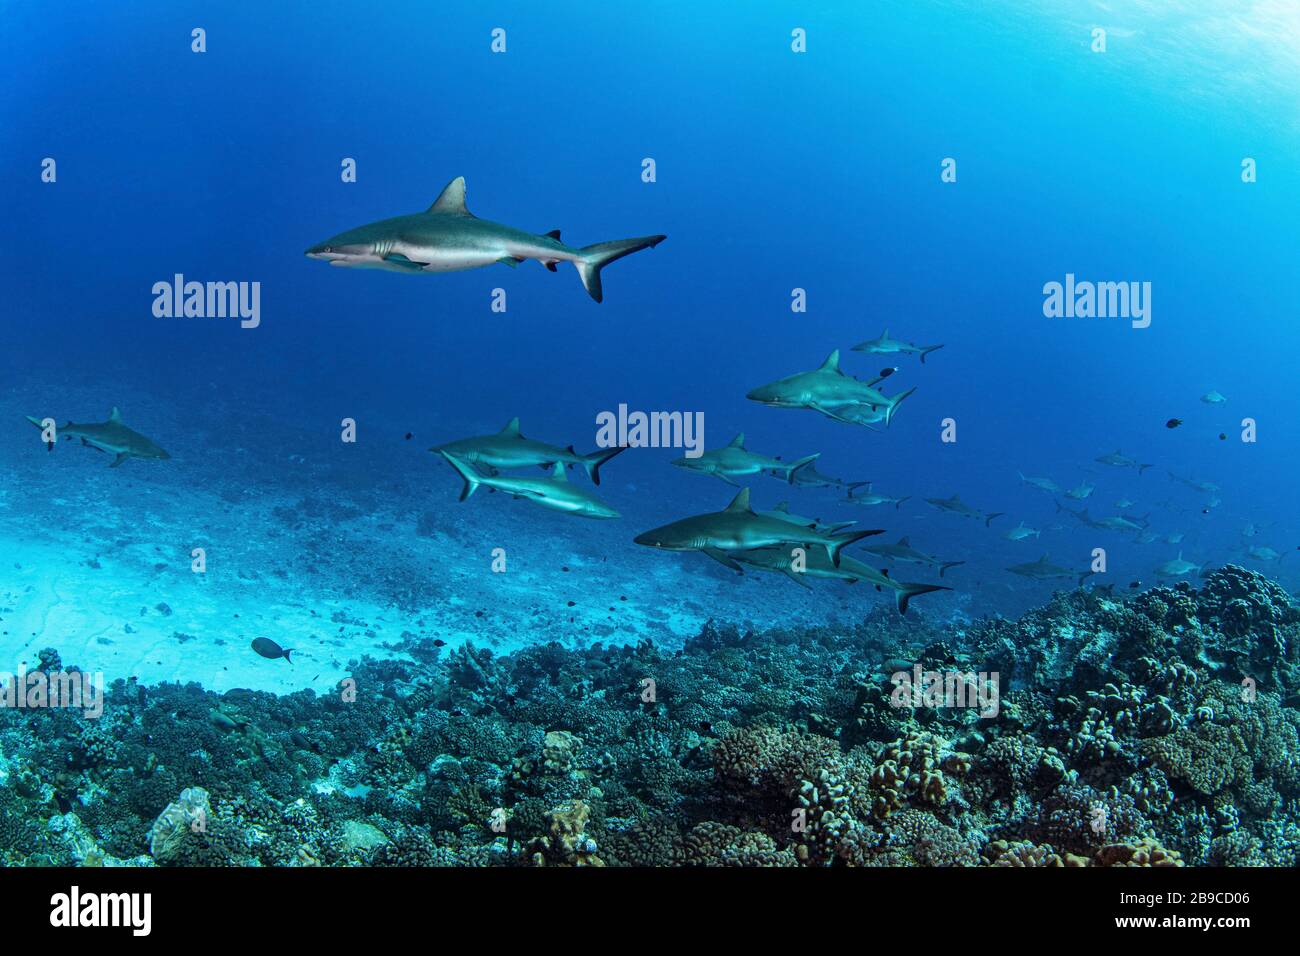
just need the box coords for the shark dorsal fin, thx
[429,177,471,216]
[551,462,567,481]
[725,488,753,513]
[545,229,561,241]
[898,536,910,546]
[728,433,745,448]
[500,417,522,437]
[109,407,122,423]
[882,328,889,339]
[819,350,841,373]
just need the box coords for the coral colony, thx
[1,566,1296,866]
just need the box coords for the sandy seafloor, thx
[2,374,948,696]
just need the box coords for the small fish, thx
[877,366,898,379]
[251,637,294,663]
[1165,418,1182,429]
[1200,390,1227,405]
[1128,580,1141,589]
[1219,433,1227,441]
[1115,498,1135,509]
[404,432,414,441]
[432,639,447,647]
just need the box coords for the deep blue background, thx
[2,1,1295,608]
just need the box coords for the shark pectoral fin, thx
[784,567,813,589]
[109,453,128,468]
[718,473,741,487]
[702,548,744,574]
[381,253,428,271]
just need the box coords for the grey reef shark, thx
[924,494,1005,527]
[1006,553,1093,586]
[850,328,944,363]
[730,545,950,614]
[746,350,915,427]
[25,408,170,467]
[430,418,624,485]
[440,452,621,519]
[306,176,666,302]
[671,433,818,487]
[634,488,882,569]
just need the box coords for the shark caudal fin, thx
[939,560,965,577]
[575,235,667,303]
[825,528,885,567]
[984,512,1005,527]
[894,582,951,615]
[919,344,944,364]
[25,415,56,451]
[440,451,483,502]
[883,387,916,427]
[781,453,820,483]
[895,496,911,509]
[580,445,626,485]
[1138,463,1153,474]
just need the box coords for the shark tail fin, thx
[25,415,55,451]
[1138,463,1153,474]
[939,560,965,578]
[440,452,482,502]
[845,481,871,498]
[919,344,944,363]
[782,453,820,483]
[826,528,884,567]
[895,496,910,509]
[883,387,916,427]
[580,445,625,485]
[575,235,667,303]
[895,582,951,615]
[985,512,1005,527]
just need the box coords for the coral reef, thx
[0,566,1296,867]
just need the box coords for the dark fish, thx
[432,639,447,647]
[404,432,414,440]
[878,367,898,379]
[1165,418,1182,429]
[290,731,321,754]
[1128,580,1141,588]
[1219,433,1227,440]
[209,709,248,732]
[251,637,293,663]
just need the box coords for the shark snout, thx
[305,242,343,261]
[745,385,781,404]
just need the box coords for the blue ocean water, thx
[1,0,1297,694]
